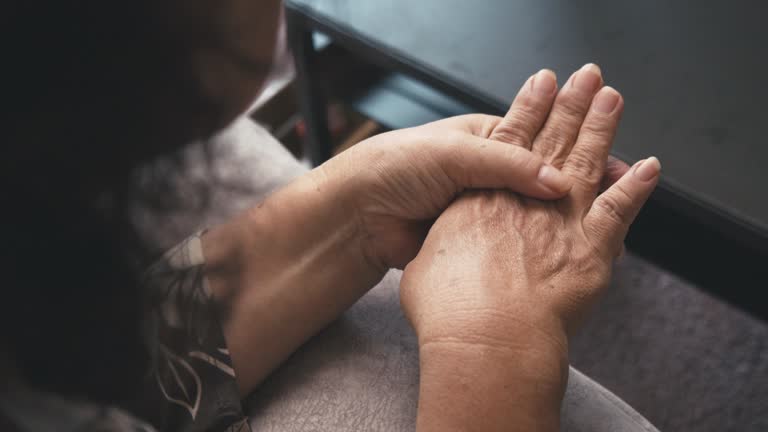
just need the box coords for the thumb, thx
[584,157,661,257]
[440,135,573,199]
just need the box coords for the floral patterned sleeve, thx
[0,233,251,432]
[135,232,250,432]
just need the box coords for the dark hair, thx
[2,1,225,403]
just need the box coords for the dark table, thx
[286,0,768,315]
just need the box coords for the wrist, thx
[415,307,569,387]
[205,167,384,301]
[417,334,568,432]
[201,169,387,392]
[314,150,394,272]
[407,291,570,431]
[405,280,569,358]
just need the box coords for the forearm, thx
[202,167,385,395]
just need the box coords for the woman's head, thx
[8,0,281,164]
[3,0,281,402]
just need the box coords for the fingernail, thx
[538,164,572,193]
[532,69,557,95]
[593,86,620,113]
[573,63,602,93]
[633,156,661,181]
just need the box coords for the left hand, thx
[318,70,626,271]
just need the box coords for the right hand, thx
[400,65,660,429]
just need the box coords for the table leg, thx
[286,15,332,166]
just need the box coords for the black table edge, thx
[285,1,768,256]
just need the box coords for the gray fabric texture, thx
[135,116,766,431]
[570,255,768,431]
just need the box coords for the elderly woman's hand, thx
[317,67,631,273]
[316,112,576,271]
[205,69,608,394]
[400,65,660,431]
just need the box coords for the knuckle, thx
[534,105,584,156]
[543,116,579,139]
[491,124,529,146]
[537,121,576,154]
[554,93,590,121]
[567,149,602,180]
[493,107,540,144]
[594,193,629,227]
[516,103,545,122]
[611,182,635,206]
[580,116,616,137]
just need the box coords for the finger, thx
[600,156,630,192]
[488,69,558,149]
[532,63,604,167]
[584,157,661,257]
[440,135,573,199]
[564,86,624,201]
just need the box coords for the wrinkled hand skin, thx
[317,111,627,273]
[404,190,611,344]
[401,64,660,430]
[316,114,575,271]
